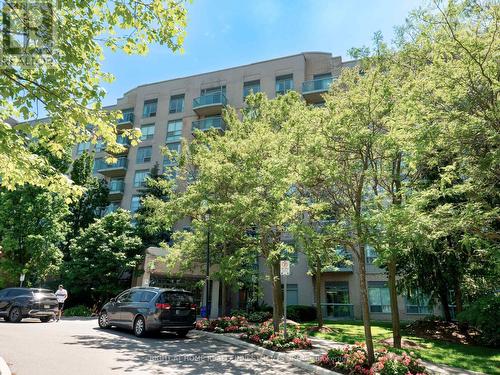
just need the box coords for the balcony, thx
[117,111,135,129]
[97,157,128,177]
[108,135,130,155]
[192,116,226,133]
[321,303,354,319]
[108,179,124,201]
[192,92,227,116]
[302,77,333,103]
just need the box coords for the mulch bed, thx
[405,319,482,345]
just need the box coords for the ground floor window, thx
[406,290,432,314]
[325,281,352,317]
[368,281,391,313]
[282,283,298,305]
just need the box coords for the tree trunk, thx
[315,262,323,328]
[438,288,452,322]
[220,280,227,317]
[358,244,375,365]
[387,259,401,348]
[270,258,283,333]
[454,278,463,315]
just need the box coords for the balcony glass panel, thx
[97,157,128,170]
[118,110,134,124]
[302,77,333,93]
[109,179,124,193]
[192,92,227,108]
[192,116,225,132]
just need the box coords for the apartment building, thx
[74,52,440,320]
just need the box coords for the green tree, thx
[0,186,69,287]
[135,162,172,247]
[145,92,308,330]
[67,152,109,245]
[64,209,143,307]
[0,0,189,194]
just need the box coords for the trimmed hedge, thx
[286,305,316,322]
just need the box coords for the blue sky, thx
[100,0,424,106]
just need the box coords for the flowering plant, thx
[195,316,249,333]
[316,344,428,375]
[240,325,312,351]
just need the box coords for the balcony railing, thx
[302,77,333,94]
[116,135,130,146]
[192,116,225,132]
[108,180,125,193]
[118,112,134,125]
[97,157,128,172]
[321,303,354,319]
[193,92,227,110]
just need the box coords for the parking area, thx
[0,318,308,375]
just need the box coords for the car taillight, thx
[190,303,196,310]
[155,303,171,310]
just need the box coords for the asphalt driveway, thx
[0,318,308,375]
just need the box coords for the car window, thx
[141,291,156,302]
[130,290,142,303]
[7,289,31,297]
[159,292,193,306]
[117,291,130,302]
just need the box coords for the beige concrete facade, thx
[73,52,441,321]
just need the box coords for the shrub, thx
[230,309,272,322]
[286,305,316,322]
[316,344,428,375]
[240,322,312,351]
[63,305,93,317]
[195,316,249,333]
[457,294,500,347]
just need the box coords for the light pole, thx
[205,209,211,318]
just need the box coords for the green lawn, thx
[301,320,500,374]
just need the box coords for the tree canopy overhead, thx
[0,0,189,194]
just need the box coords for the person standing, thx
[55,285,68,322]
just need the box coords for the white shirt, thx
[55,288,68,303]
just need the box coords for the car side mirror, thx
[110,297,116,303]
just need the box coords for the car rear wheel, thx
[98,311,110,329]
[40,316,51,323]
[176,329,189,338]
[133,316,146,337]
[3,316,10,322]
[8,307,22,323]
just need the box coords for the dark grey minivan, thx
[98,287,196,337]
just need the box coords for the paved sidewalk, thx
[195,330,487,375]
[0,356,11,375]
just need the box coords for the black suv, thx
[98,287,196,337]
[0,288,58,322]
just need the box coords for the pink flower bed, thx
[195,316,249,334]
[316,343,428,375]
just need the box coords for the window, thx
[368,281,391,313]
[281,284,298,305]
[134,169,149,187]
[93,158,103,174]
[120,108,135,123]
[169,94,185,114]
[136,146,152,164]
[243,80,261,98]
[313,72,332,80]
[130,195,141,213]
[366,245,378,264]
[139,124,155,141]
[166,120,183,142]
[95,139,105,152]
[140,291,157,302]
[325,281,350,304]
[201,86,226,96]
[163,142,181,166]
[406,290,431,314]
[118,292,132,303]
[109,178,124,192]
[275,74,293,95]
[142,99,158,118]
[76,142,90,155]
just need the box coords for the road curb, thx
[195,330,339,375]
[0,356,11,375]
